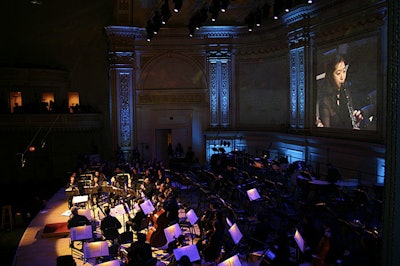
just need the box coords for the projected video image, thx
[315,35,378,131]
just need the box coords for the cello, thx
[146,208,169,248]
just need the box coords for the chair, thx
[134,216,150,236]
[103,227,120,244]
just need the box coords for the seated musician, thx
[67,206,90,229]
[196,210,226,263]
[66,172,79,208]
[163,191,179,225]
[126,199,147,232]
[100,206,122,243]
[126,233,159,266]
[199,200,219,237]
[141,177,156,200]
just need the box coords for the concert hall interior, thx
[0,0,399,266]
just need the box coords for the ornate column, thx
[286,11,311,129]
[106,26,138,161]
[109,52,135,160]
[207,50,231,127]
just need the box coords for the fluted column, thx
[207,50,231,127]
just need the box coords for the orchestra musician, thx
[199,200,219,237]
[125,199,147,233]
[66,172,79,208]
[196,210,226,263]
[141,177,156,200]
[100,206,122,243]
[67,206,90,229]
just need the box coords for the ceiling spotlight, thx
[308,0,313,3]
[173,0,183,13]
[221,0,229,12]
[245,12,256,32]
[210,0,221,21]
[152,11,162,34]
[146,20,154,41]
[30,0,42,5]
[161,0,172,25]
[255,8,262,27]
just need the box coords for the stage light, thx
[245,12,256,32]
[146,20,154,41]
[173,0,183,13]
[308,0,313,3]
[29,146,35,152]
[221,0,229,12]
[255,8,262,27]
[210,0,220,22]
[152,11,162,34]
[161,0,172,25]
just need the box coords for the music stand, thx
[294,229,305,253]
[77,208,92,221]
[246,188,261,201]
[226,217,233,227]
[164,223,182,244]
[186,209,198,225]
[218,254,242,266]
[95,259,121,266]
[173,244,201,263]
[184,209,198,243]
[70,225,93,254]
[111,204,126,233]
[228,223,243,245]
[72,195,89,209]
[70,225,93,241]
[140,199,155,215]
[83,240,109,262]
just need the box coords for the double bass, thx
[146,208,169,248]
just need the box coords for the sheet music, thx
[186,209,198,225]
[70,225,92,241]
[246,188,261,201]
[84,241,109,258]
[164,223,182,244]
[228,223,243,245]
[173,244,201,262]
[218,254,242,266]
[140,199,155,215]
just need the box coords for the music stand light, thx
[83,240,109,260]
[173,244,201,262]
[218,254,242,266]
[246,188,261,201]
[186,209,198,225]
[140,199,155,215]
[226,217,233,227]
[164,223,182,244]
[228,223,243,245]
